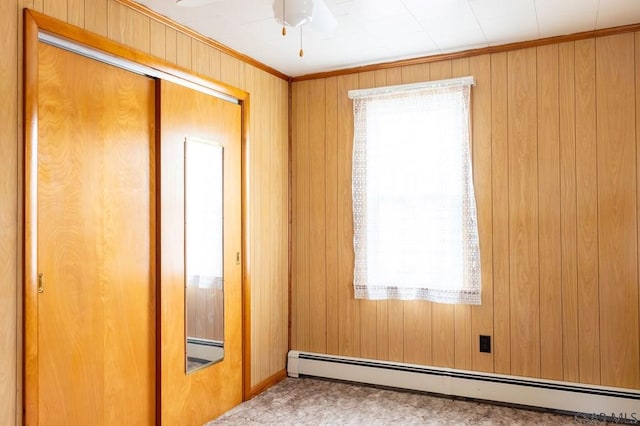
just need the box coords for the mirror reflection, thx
[185,137,224,373]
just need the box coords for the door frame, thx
[23,8,252,424]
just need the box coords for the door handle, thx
[38,273,44,293]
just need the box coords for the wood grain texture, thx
[336,73,359,357]
[325,76,339,355]
[559,41,579,383]
[160,80,243,424]
[0,1,18,424]
[507,47,540,378]
[149,19,165,59]
[596,34,640,389]
[43,0,66,20]
[12,4,289,424]
[115,0,288,80]
[84,0,107,36]
[292,35,636,383]
[575,38,600,385]
[176,31,192,71]
[36,42,155,424]
[131,9,150,53]
[66,0,83,27]
[290,81,299,352]
[23,10,40,424]
[468,54,493,373]
[491,52,510,375]
[294,80,310,352]
[309,78,328,354]
[536,44,562,381]
[290,29,640,391]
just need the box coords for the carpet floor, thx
[208,377,604,425]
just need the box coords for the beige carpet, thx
[208,377,604,425]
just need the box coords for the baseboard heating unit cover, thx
[287,351,640,418]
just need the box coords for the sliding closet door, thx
[159,80,243,424]
[35,42,156,424]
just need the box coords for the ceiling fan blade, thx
[310,0,337,32]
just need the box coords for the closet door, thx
[159,80,243,425]
[35,42,156,425]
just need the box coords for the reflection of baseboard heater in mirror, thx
[186,338,224,371]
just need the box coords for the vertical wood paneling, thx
[43,0,66,20]
[209,49,221,81]
[164,27,177,64]
[325,76,339,355]
[536,44,563,381]
[0,0,17,424]
[221,54,243,89]
[559,41,579,383]
[452,57,472,370]
[309,78,327,354]
[575,38,600,385]
[507,47,540,378]
[357,71,378,361]
[491,52,510,375]
[385,67,404,363]
[596,34,640,389]
[251,68,265,381]
[149,19,165,59]
[290,82,299,351]
[176,32,192,70]
[9,1,291,417]
[107,1,133,46]
[250,49,262,392]
[280,75,289,376]
[295,81,310,351]
[469,54,494,373]
[131,11,149,53]
[191,40,209,76]
[67,0,84,27]
[84,0,106,36]
[337,73,359,357]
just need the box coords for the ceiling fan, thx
[272,0,337,56]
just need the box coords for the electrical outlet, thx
[479,335,491,353]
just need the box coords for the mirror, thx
[185,137,224,373]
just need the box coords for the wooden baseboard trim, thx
[249,369,288,399]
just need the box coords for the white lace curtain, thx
[349,77,481,305]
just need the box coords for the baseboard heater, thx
[288,351,640,420]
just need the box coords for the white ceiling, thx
[134,0,640,77]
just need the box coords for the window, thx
[349,76,481,305]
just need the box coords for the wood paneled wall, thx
[291,32,640,390]
[0,1,288,423]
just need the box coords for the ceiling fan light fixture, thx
[273,0,315,28]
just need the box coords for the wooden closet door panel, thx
[37,42,155,425]
[160,80,243,425]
